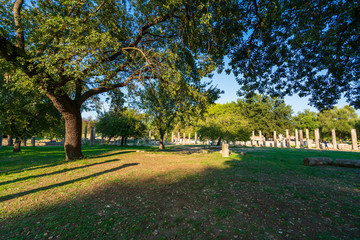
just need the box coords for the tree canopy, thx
[0,73,64,152]
[0,0,240,159]
[95,109,146,145]
[318,105,358,141]
[198,102,250,144]
[229,0,360,110]
[239,94,293,138]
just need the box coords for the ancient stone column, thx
[84,125,88,144]
[314,128,320,149]
[351,129,358,150]
[285,129,290,148]
[299,130,304,148]
[332,129,337,150]
[251,131,255,146]
[305,129,310,149]
[188,133,191,144]
[31,136,35,146]
[171,132,174,143]
[178,132,180,144]
[222,143,229,157]
[8,135,13,146]
[195,132,198,144]
[183,133,186,144]
[90,127,95,146]
[258,130,262,146]
[273,131,277,148]
[295,129,300,148]
[149,131,152,145]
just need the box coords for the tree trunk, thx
[159,134,165,150]
[121,136,124,146]
[63,109,83,160]
[125,137,127,146]
[13,137,21,153]
[217,137,222,146]
[47,93,84,161]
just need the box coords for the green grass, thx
[0,145,359,239]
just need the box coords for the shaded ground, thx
[0,145,359,239]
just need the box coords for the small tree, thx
[96,109,146,145]
[198,102,250,145]
[138,72,220,149]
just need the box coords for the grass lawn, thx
[0,145,359,239]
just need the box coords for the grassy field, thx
[0,145,359,239]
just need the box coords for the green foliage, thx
[293,110,320,131]
[229,0,360,109]
[137,48,221,144]
[198,102,250,142]
[0,74,64,141]
[292,110,320,138]
[318,105,358,141]
[96,109,146,142]
[0,0,241,158]
[240,94,293,138]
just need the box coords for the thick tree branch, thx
[0,37,37,77]
[13,0,24,49]
[129,12,174,48]
[80,74,141,104]
[96,11,174,66]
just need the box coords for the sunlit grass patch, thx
[0,146,359,239]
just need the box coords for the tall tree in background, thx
[292,110,320,138]
[0,0,240,159]
[318,105,358,142]
[240,95,293,138]
[230,0,360,110]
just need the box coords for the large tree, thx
[229,0,360,110]
[0,0,240,159]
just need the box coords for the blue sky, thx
[82,71,358,119]
[209,71,357,115]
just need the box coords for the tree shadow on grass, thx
[0,158,130,186]
[0,146,133,175]
[1,152,359,239]
[89,150,135,159]
[0,163,138,203]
